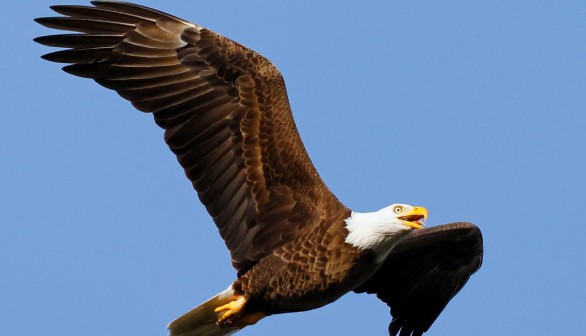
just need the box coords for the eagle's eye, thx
[393,206,403,214]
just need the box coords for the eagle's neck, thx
[344,208,410,263]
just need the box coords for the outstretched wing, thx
[35,1,344,274]
[354,222,483,336]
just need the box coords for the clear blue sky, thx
[2,1,585,335]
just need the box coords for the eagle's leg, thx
[215,295,266,327]
[215,295,246,325]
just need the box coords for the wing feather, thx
[355,222,483,336]
[35,1,344,273]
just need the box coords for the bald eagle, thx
[35,2,483,335]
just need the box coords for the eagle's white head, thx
[344,204,428,261]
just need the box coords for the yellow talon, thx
[215,296,247,326]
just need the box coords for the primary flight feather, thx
[35,2,483,335]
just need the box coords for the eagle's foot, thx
[215,295,247,327]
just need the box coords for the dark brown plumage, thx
[355,222,483,336]
[35,2,483,335]
[36,1,337,276]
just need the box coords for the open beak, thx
[399,206,428,230]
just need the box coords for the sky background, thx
[2,1,585,335]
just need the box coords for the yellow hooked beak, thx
[399,206,428,230]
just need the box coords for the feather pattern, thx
[35,1,344,274]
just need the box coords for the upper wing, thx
[354,222,483,336]
[35,1,344,274]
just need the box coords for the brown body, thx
[237,207,378,314]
